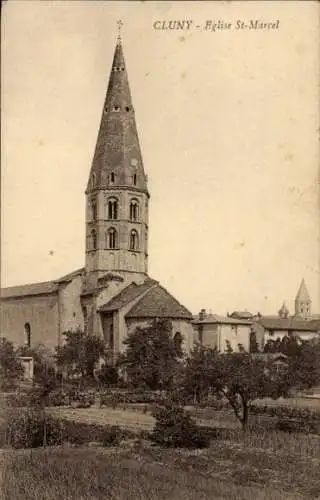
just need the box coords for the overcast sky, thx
[1,1,319,316]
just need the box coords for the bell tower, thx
[294,278,312,320]
[84,32,149,290]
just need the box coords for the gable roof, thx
[1,267,84,299]
[258,316,319,332]
[98,278,157,312]
[125,284,192,320]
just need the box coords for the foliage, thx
[47,389,70,407]
[97,363,119,387]
[3,408,64,448]
[61,420,135,446]
[264,336,320,389]
[150,404,210,448]
[100,425,123,446]
[184,345,292,430]
[121,319,184,391]
[55,329,105,382]
[0,337,24,390]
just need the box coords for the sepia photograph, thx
[1,1,319,498]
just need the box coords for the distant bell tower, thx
[85,28,149,288]
[294,278,312,320]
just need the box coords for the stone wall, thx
[0,293,59,349]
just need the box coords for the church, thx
[0,35,195,356]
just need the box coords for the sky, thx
[1,1,319,316]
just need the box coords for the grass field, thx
[1,401,320,499]
[1,436,319,500]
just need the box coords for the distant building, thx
[0,35,194,358]
[256,279,320,348]
[192,309,255,352]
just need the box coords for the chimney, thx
[199,309,207,321]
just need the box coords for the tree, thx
[55,329,105,385]
[184,345,291,430]
[289,338,320,390]
[121,319,183,391]
[0,338,24,390]
[263,335,320,390]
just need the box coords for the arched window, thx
[129,199,139,221]
[129,230,139,250]
[133,174,137,185]
[91,200,97,221]
[24,323,31,348]
[91,230,97,250]
[110,172,115,183]
[173,332,183,351]
[108,198,118,220]
[107,228,117,249]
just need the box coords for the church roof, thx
[1,268,84,299]
[86,38,148,195]
[125,285,193,320]
[295,278,311,302]
[1,280,58,299]
[98,278,157,312]
[257,316,319,332]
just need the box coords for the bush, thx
[100,426,122,446]
[150,404,210,449]
[97,365,119,387]
[4,409,64,449]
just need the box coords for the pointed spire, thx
[86,32,148,195]
[295,278,311,302]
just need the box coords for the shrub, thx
[100,426,122,446]
[150,404,210,449]
[97,365,119,387]
[4,408,64,449]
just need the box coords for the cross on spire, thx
[117,19,123,42]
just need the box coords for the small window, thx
[91,200,97,221]
[110,172,115,183]
[92,173,96,188]
[113,105,120,112]
[108,198,118,220]
[130,200,139,221]
[129,230,139,250]
[24,323,31,348]
[107,228,117,249]
[91,230,97,250]
[125,106,130,112]
[133,174,137,185]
